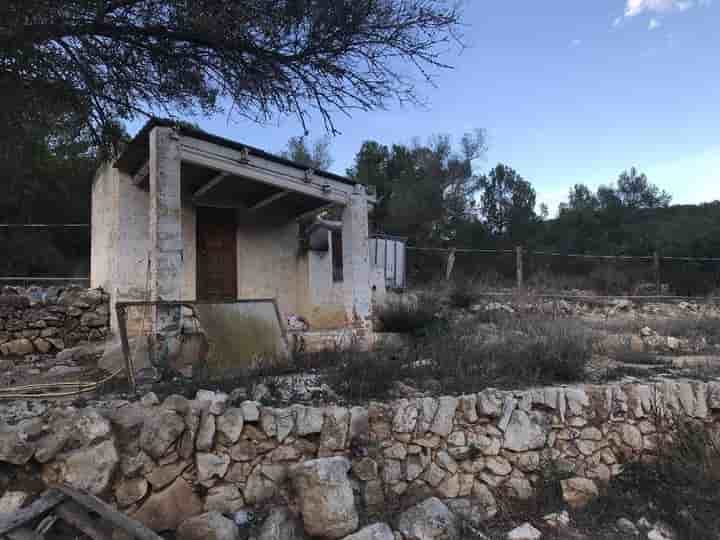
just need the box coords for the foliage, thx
[448,286,477,309]
[375,295,440,334]
[280,136,333,170]
[479,164,538,241]
[347,131,487,246]
[1,0,462,142]
[315,316,593,401]
[575,419,720,540]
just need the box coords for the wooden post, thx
[516,246,524,291]
[653,251,661,295]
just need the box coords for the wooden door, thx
[197,207,237,300]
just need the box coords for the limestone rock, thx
[44,439,118,495]
[0,491,29,514]
[561,477,599,508]
[506,523,541,540]
[132,477,203,532]
[196,390,229,415]
[262,407,295,443]
[240,400,261,422]
[430,397,458,437]
[205,484,244,514]
[140,409,185,459]
[196,409,216,451]
[146,460,190,489]
[396,497,458,540]
[290,457,359,539]
[320,407,350,452]
[647,522,676,540]
[244,465,281,504]
[217,408,244,444]
[177,512,239,540]
[294,405,324,436]
[255,507,306,540]
[471,482,499,519]
[349,406,370,442]
[393,399,419,433]
[116,477,149,508]
[1,338,34,356]
[503,411,548,452]
[0,425,35,465]
[477,389,504,418]
[342,523,394,540]
[197,452,230,485]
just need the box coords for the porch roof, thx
[115,118,354,186]
[113,118,370,218]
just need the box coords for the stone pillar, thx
[149,126,183,370]
[341,185,371,328]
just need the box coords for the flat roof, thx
[114,117,356,187]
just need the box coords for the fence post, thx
[516,246,524,291]
[653,251,660,295]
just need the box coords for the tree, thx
[347,130,486,244]
[616,167,671,209]
[479,164,537,240]
[2,0,463,142]
[281,136,333,170]
[562,184,599,213]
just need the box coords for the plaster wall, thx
[236,218,301,321]
[91,163,150,332]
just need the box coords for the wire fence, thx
[406,245,720,298]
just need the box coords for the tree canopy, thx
[347,130,487,244]
[2,0,463,142]
[280,136,333,170]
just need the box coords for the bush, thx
[376,294,439,334]
[665,264,718,297]
[575,419,720,540]
[614,349,666,365]
[448,286,476,309]
[590,265,635,295]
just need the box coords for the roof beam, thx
[249,190,290,211]
[180,136,351,205]
[193,171,230,199]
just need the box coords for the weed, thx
[448,286,477,309]
[614,349,667,365]
[376,294,440,334]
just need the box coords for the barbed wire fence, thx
[406,245,720,299]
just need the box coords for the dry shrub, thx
[448,286,477,309]
[575,418,720,540]
[376,293,440,334]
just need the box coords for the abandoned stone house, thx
[90,119,403,357]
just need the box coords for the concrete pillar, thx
[342,185,371,327]
[149,126,183,368]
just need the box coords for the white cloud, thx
[625,0,694,17]
[648,17,662,28]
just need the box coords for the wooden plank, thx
[55,501,112,540]
[56,485,163,540]
[249,190,289,211]
[193,171,230,199]
[0,490,66,535]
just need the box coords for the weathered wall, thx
[236,218,302,320]
[0,287,110,356]
[0,379,717,534]
[303,236,346,329]
[91,163,151,333]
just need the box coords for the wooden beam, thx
[193,171,230,199]
[0,490,66,535]
[180,137,350,205]
[56,485,163,540]
[249,190,289,211]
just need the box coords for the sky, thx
[127,0,720,216]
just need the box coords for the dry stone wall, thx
[0,379,719,537]
[0,286,110,356]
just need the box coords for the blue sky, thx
[127,0,720,215]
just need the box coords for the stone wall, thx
[0,286,110,357]
[0,379,719,537]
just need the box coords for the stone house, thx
[91,119,382,350]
